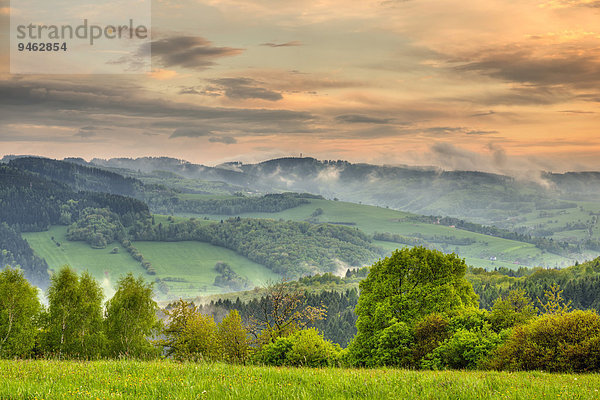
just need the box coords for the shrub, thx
[423,328,504,370]
[374,321,414,367]
[256,336,294,366]
[413,313,450,362]
[488,310,600,372]
[256,328,341,367]
[286,328,341,367]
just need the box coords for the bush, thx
[488,310,600,372]
[256,329,341,367]
[374,321,414,367]
[423,328,504,370]
[286,328,341,367]
[256,336,294,366]
[413,313,450,362]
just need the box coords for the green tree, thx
[105,273,159,358]
[160,299,218,361]
[179,312,218,361]
[348,247,477,366]
[44,266,105,359]
[218,310,250,364]
[0,267,41,358]
[538,283,571,315]
[489,289,537,331]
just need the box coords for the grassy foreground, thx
[1,360,599,400]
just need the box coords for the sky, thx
[1,0,599,174]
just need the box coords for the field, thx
[22,226,279,300]
[133,241,280,299]
[2,360,599,400]
[22,226,145,283]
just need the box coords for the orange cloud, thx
[148,69,178,80]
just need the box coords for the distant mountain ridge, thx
[84,156,600,229]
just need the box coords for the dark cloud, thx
[260,41,302,47]
[171,127,211,138]
[446,41,600,106]
[209,136,237,144]
[442,85,574,106]
[458,51,600,88]
[75,126,99,138]
[423,127,498,136]
[148,36,243,70]
[335,114,393,124]
[559,110,596,114]
[0,79,315,141]
[468,110,496,117]
[206,78,283,101]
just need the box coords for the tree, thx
[0,267,41,358]
[488,289,537,331]
[218,310,250,364]
[538,283,571,315]
[160,299,218,361]
[348,247,478,366]
[105,273,159,358]
[44,266,105,359]
[248,281,326,345]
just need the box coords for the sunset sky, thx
[1,0,599,174]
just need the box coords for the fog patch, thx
[428,142,556,188]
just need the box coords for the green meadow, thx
[1,360,599,400]
[22,226,145,282]
[22,226,279,299]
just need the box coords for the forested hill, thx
[91,156,255,188]
[0,223,48,287]
[89,156,600,231]
[8,157,144,197]
[0,165,152,287]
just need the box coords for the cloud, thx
[75,126,99,138]
[148,36,243,70]
[260,41,302,47]
[171,128,238,143]
[148,69,178,80]
[540,0,600,8]
[457,49,600,89]
[425,142,560,186]
[0,79,316,142]
[559,110,596,114]
[422,127,498,136]
[209,136,237,144]
[171,127,211,138]
[468,110,496,117]
[205,78,283,101]
[335,114,393,124]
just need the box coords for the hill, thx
[90,157,600,242]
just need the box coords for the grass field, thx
[2,360,599,400]
[133,241,280,299]
[22,226,145,284]
[22,226,280,300]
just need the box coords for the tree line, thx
[5,248,600,372]
[133,217,382,277]
[145,192,320,216]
